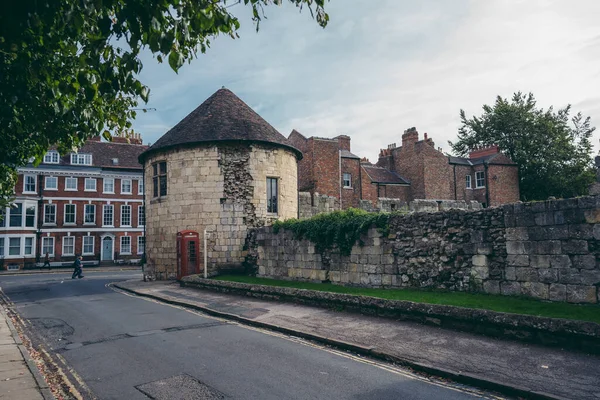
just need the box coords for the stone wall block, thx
[506,241,533,255]
[515,213,536,227]
[562,240,588,255]
[471,266,489,280]
[563,209,587,224]
[553,211,565,225]
[501,281,521,296]
[534,240,561,255]
[538,268,559,284]
[558,269,583,285]
[549,255,572,268]
[530,255,551,268]
[483,280,500,294]
[584,209,600,224]
[521,282,549,300]
[566,285,597,304]
[515,267,538,282]
[477,244,493,255]
[580,270,600,286]
[572,255,596,270]
[548,284,567,302]
[534,212,554,226]
[472,255,488,267]
[505,267,516,281]
[578,196,597,209]
[568,224,594,240]
[506,227,529,241]
[507,255,530,267]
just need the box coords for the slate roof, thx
[140,88,302,162]
[44,141,147,170]
[340,150,360,159]
[362,164,410,185]
[448,153,517,166]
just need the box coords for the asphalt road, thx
[0,271,494,400]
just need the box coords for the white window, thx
[9,204,23,227]
[44,204,56,224]
[475,171,485,188]
[138,206,145,227]
[103,178,115,193]
[137,236,145,255]
[138,179,144,195]
[65,177,78,191]
[24,175,37,193]
[25,204,35,227]
[0,238,4,256]
[84,204,96,224]
[42,237,55,256]
[121,205,131,227]
[24,237,34,256]
[267,177,278,214]
[103,205,114,226]
[45,176,58,190]
[83,236,95,255]
[343,173,352,188]
[71,153,92,165]
[120,236,131,254]
[85,178,97,191]
[8,238,21,256]
[62,236,75,256]
[466,175,472,189]
[121,179,132,194]
[64,204,76,224]
[7,203,35,228]
[43,151,59,164]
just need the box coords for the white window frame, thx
[138,179,144,195]
[1,236,36,259]
[84,204,96,225]
[45,176,58,191]
[103,177,115,194]
[44,204,57,225]
[138,206,145,227]
[23,175,37,193]
[121,205,131,227]
[71,153,92,165]
[137,236,145,255]
[342,173,352,189]
[5,202,36,229]
[466,175,472,189]
[65,177,78,191]
[42,237,55,257]
[475,171,485,188]
[121,179,132,195]
[62,236,75,256]
[120,236,131,255]
[43,151,60,164]
[103,204,114,227]
[85,178,97,192]
[82,236,95,255]
[0,237,3,257]
[64,204,76,225]
[24,237,34,256]
[8,237,21,256]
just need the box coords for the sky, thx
[132,0,600,163]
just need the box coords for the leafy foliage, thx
[273,208,400,255]
[450,92,596,201]
[0,0,329,208]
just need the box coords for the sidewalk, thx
[0,266,141,276]
[0,308,53,400]
[114,279,600,400]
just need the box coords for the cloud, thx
[133,0,600,159]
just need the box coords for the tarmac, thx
[113,279,600,400]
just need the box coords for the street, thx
[1,271,497,400]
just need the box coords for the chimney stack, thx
[335,135,351,151]
[469,145,499,159]
[402,127,419,149]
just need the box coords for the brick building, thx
[290,127,519,209]
[0,134,147,270]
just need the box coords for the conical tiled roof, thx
[140,88,302,161]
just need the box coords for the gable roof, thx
[140,88,302,162]
[340,149,360,159]
[448,153,517,166]
[43,140,147,170]
[362,164,410,185]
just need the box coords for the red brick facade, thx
[1,135,147,269]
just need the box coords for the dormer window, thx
[43,151,60,164]
[71,153,92,165]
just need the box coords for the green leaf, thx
[168,50,184,72]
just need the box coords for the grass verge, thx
[213,275,600,324]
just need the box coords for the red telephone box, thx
[177,230,200,279]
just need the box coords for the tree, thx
[450,92,596,202]
[0,0,329,208]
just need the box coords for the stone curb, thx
[181,277,600,354]
[0,267,141,276]
[0,294,55,400]
[112,281,563,400]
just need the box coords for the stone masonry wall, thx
[255,195,600,303]
[145,143,297,280]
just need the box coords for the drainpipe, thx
[142,166,147,279]
[484,163,490,208]
[358,162,363,203]
[338,150,342,210]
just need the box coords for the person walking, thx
[42,253,51,268]
[72,255,84,279]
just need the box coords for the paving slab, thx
[114,280,600,400]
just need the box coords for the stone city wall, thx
[255,196,600,303]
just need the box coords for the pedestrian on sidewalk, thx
[72,255,84,279]
[42,253,51,268]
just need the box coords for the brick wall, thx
[488,164,520,206]
[311,138,340,198]
[253,195,600,304]
[341,157,361,208]
[422,145,454,199]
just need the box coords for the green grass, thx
[213,275,600,324]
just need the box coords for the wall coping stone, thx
[181,275,600,354]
